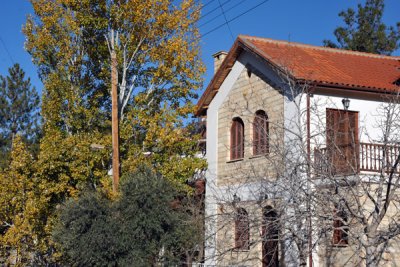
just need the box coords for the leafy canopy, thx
[16,0,206,263]
[0,136,37,266]
[324,0,400,55]
[53,167,202,266]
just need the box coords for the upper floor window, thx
[235,208,250,250]
[253,110,269,155]
[326,108,359,175]
[231,117,244,160]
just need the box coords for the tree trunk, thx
[111,50,120,192]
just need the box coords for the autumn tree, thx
[20,0,205,263]
[324,0,400,55]
[0,136,37,265]
[24,0,205,189]
[0,63,40,169]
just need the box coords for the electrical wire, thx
[217,0,234,41]
[199,0,248,28]
[201,0,217,9]
[0,36,15,65]
[199,0,234,21]
[200,0,271,38]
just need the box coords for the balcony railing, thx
[314,143,400,175]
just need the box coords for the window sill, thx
[249,153,269,159]
[227,158,244,163]
[332,243,349,248]
[232,248,250,252]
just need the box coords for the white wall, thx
[310,94,385,148]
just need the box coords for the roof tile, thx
[244,36,400,92]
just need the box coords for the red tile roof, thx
[196,35,400,116]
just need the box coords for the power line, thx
[217,0,234,41]
[201,0,217,9]
[199,0,234,21]
[201,0,271,38]
[0,36,15,65]
[199,0,248,28]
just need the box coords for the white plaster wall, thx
[204,53,246,266]
[310,94,385,148]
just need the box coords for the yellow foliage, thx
[19,0,205,263]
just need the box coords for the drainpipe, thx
[307,92,313,267]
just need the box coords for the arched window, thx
[235,208,249,250]
[333,205,348,246]
[231,118,244,160]
[253,110,269,155]
[262,206,279,267]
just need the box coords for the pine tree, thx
[0,64,40,169]
[324,0,400,55]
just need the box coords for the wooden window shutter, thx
[253,111,269,155]
[262,207,279,267]
[326,109,359,175]
[231,118,244,160]
[235,208,250,250]
[332,206,349,246]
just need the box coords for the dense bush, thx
[53,167,199,266]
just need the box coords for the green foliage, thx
[0,64,40,169]
[20,0,205,262]
[324,0,400,55]
[54,167,202,266]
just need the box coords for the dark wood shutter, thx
[262,207,279,267]
[235,208,249,250]
[231,118,244,160]
[326,109,359,175]
[332,207,349,246]
[253,111,269,155]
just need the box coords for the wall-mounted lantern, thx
[342,98,350,110]
[233,193,241,204]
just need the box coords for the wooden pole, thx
[111,50,120,192]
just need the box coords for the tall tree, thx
[0,64,40,169]
[20,0,205,263]
[24,0,205,190]
[324,0,400,55]
[0,136,36,265]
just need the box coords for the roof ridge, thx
[238,35,400,61]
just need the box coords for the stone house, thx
[196,35,400,266]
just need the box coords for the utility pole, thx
[111,50,120,192]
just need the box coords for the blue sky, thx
[0,0,399,97]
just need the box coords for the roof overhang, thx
[196,35,400,116]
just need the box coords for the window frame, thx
[230,117,245,160]
[332,205,349,247]
[253,110,269,156]
[262,206,279,267]
[234,208,250,250]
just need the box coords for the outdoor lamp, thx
[233,193,241,203]
[342,98,350,110]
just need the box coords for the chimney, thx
[212,51,228,74]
